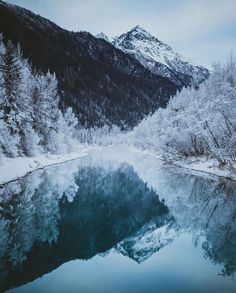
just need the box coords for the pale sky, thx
[5,0,236,68]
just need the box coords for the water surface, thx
[0,149,236,293]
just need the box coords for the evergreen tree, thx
[0,36,79,159]
[18,59,41,156]
[1,41,21,137]
[34,72,61,153]
[0,37,20,156]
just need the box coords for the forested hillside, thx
[0,0,178,128]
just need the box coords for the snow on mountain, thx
[0,0,179,129]
[116,221,177,263]
[97,25,210,86]
[96,32,114,43]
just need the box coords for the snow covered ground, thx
[0,145,90,185]
[169,157,236,181]
[129,147,236,181]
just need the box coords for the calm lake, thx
[0,149,236,293]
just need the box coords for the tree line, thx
[134,58,236,165]
[0,35,78,160]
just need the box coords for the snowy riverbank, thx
[168,157,236,181]
[1,145,236,186]
[0,145,90,185]
[129,147,236,181]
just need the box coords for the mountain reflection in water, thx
[0,149,236,293]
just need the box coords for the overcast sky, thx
[5,0,236,68]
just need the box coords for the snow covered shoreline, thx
[1,145,236,186]
[129,147,236,181]
[167,157,236,181]
[0,146,90,185]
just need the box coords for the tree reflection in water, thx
[0,150,236,292]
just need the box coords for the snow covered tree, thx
[0,37,20,157]
[0,36,79,159]
[33,72,62,153]
[1,41,21,136]
[133,58,236,165]
[62,107,78,151]
[17,59,41,156]
[0,110,19,158]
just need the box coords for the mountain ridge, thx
[0,1,179,128]
[97,26,210,86]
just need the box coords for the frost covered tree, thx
[61,107,79,152]
[33,72,61,153]
[0,40,21,156]
[18,59,41,156]
[0,36,79,160]
[133,59,236,165]
[0,40,41,156]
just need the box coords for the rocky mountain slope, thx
[0,1,178,128]
[97,26,210,86]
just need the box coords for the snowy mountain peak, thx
[133,25,143,30]
[96,32,113,43]
[96,26,209,86]
[115,25,156,46]
[130,25,151,35]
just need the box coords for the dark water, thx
[0,149,236,293]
